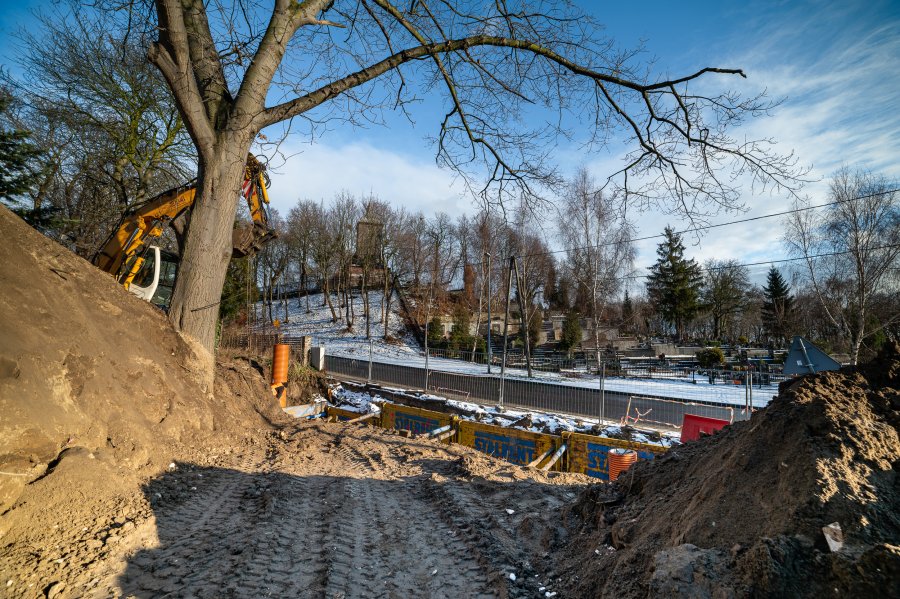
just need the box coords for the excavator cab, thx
[128,246,180,311]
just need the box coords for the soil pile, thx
[0,207,290,561]
[558,344,900,597]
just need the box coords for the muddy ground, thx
[1,418,587,599]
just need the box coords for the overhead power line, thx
[514,186,900,263]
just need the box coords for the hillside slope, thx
[0,205,286,524]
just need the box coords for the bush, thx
[696,347,725,368]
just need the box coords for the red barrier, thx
[680,414,730,442]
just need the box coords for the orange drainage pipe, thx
[272,343,290,385]
[608,448,638,482]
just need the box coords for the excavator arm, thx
[92,154,277,291]
[233,153,278,258]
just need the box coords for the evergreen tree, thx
[621,291,634,333]
[762,266,794,345]
[220,257,258,324]
[0,96,42,207]
[646,226,703,341]
[449,305,473,350]
[427,315,445,348]
[559,311,582,356]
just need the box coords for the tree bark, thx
[324,275,338,322]
[166,144,248,383]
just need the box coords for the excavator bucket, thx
[232,222,278,258]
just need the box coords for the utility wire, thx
[257,187,899,296]
[513,187,900,263]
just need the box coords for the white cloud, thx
[621,12,900,271]
[265,139,473,218]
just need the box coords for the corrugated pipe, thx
[608,448,638,482]
[272,343,290,384]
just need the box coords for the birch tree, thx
[785,169,899,364]
[558,168,634,365]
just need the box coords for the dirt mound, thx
[557,344,900,597]
[0,205,289,529]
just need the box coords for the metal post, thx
[486,252,492,374]
[498,257,514,411]
[368,338,373,384]
[744,370,750,415]
[748,366,753,413]
[424,316,430,392]
[600,361,606,424]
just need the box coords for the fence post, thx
[747,366,753,419]
[486,251,492,375]
[368,338,373,384]
[600,361,606,424]
[498,257,514,411]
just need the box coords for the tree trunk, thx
[167,146,248,386]
[324,275,338,322]
[384,274,397,341]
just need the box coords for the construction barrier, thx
[566,432,667,481]
[380,403,454,437]
[680,414,730,442]
[456,421,564,470]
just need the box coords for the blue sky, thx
[2,1,898,281]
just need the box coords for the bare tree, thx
[329,193,359,331]
[128,0,804,377]
[256,211,289,324]
[6,6,192,255]
[284,199,318,313]
[785,169,900,364]
[701,259,750,342]
[357,196,389,338]
[309,201,339,322]
[558,168,635,365]
[426,212,459,293]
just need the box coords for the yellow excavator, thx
[92,153,277,310]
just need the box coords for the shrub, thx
[696,346,725,368]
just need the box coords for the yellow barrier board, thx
[380,403,452,436]
[457,421,562,469]
[327,406,367,422]
[566,432,668,480]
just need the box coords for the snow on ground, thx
[257,290,422,356]
[261,291,776,409]
[329,384,680,449]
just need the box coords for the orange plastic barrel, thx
[608,448,638,482]
[272,343,290,384]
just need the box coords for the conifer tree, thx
[646,226,703,341]
[559,311,582,357]
[0,96,41,207]
[761,266,794,345]
[621,291,634,333]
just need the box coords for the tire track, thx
[108,425,575,598]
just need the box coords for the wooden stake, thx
[346,412,379,425]
[428,424,452,437]
[435,428,456,442]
